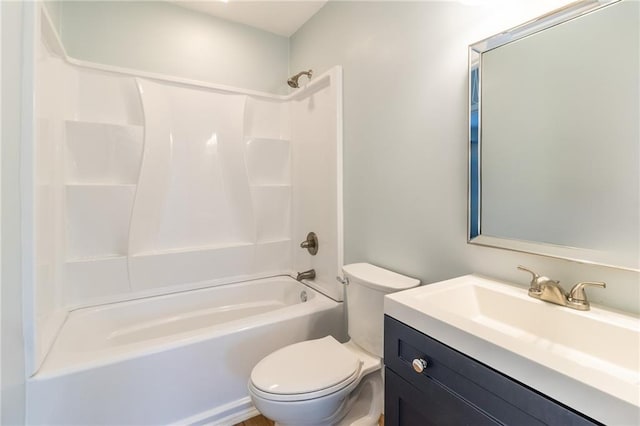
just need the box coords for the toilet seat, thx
[249,336,363,402]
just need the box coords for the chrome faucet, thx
[517,266,605,311]
[296,269,316,281]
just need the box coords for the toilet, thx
[248,263,419,426]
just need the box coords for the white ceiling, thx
[170,1,328,37]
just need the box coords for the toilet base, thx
[271,371,383,426]
[336,371,383,426]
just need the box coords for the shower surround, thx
[26,7,343,424]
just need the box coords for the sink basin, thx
[384,274,640,425]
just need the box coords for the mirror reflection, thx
[469,0,639,271]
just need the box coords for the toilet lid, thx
[250,336,362,397]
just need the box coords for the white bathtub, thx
[27,276,344,425]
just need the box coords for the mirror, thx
[469,0,639,271]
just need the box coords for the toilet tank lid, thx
[342,263,420,291]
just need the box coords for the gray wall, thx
[290,1,640,314]
[1,1,26,424]
[57,1,290,94]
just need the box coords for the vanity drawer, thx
[384,315,598,426]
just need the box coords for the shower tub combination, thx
[27,8,344,425]
[28,276,343,425]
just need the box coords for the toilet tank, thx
[343,263,419,357]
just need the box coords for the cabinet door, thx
[384,316,598,426]
[385,368,500,426]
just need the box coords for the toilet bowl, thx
[249,337,381,426]
[248,263,419,426]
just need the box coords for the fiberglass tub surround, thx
[53,65,343,306]
[67,75,294,296]
[28,8,344,425]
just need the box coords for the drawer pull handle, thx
[412,358,428,373]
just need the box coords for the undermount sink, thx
[384,274,640,425]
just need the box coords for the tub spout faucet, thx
[296,269,316,281]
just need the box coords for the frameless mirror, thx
[469,0,639,271]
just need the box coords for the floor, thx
[235,415,274,426]
[235,414,385,426]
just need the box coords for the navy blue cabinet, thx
[384,316,599,426]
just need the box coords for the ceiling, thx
[170,1,328,37]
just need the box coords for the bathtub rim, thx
[33,275,343,379]
[67,273,337,312]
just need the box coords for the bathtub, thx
[27,276,344,425]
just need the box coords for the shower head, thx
[287,70,313,88]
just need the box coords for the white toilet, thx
[248,263,419,426]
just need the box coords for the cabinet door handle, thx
[412,358,428,373]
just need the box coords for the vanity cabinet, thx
[384,316,599,426]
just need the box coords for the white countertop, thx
[384,274,640,425]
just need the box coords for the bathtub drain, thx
[300,291,308,302]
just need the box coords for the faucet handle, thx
[567,281,606,310]
[517,265,540,282]
[299,232,318,255]
[517,265,559,293]
[517,265,544,292]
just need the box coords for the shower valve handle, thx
[299,232,318,255]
